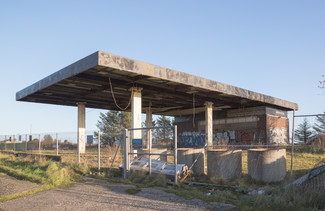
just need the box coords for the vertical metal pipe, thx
[56,133,59,156]
[98,131,101,172]
[149,128,152,175]
[25,134,27,153]
[174,125,178,185]
[290,110,296,178]
[13,135,15,152]
[39,134,41,154]
[123,129,128,179]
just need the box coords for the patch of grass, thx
[0,185,53,203]
[294,145,325,154]
[0,164,44,183]
[238,186,325,211]
[0,153,87,187]
[126,188,141,194]
[128,171,168,187]
[210,176,227,185]
[88,169,124,184]
[166,186,238,203]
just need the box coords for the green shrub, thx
[46,162,71,186]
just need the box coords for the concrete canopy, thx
[16,51,298,115]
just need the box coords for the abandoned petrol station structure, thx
[16,51,298,182]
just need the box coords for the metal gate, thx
[123,126,179,184]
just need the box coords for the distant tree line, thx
[95,111,174,146]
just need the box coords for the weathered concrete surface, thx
[247,148,286,183]
[16,51,298,112]
[205,101,213,146]
[0,177,236,211]
[98,51,298,110]
[77,102,86,154]
[207,149,242,181]
[16,51,98,101]
[177,148,206,175]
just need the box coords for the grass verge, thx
[0,153,89,202]
[0,185,52,202]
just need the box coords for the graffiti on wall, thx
[257,130,266,144]
[214,131,235,145]
[241,133,251,145]
[180,132,206,147]
[268,128,288,144]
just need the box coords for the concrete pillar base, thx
[207,149,242,181]
[77,102,86,154]
[178,148,206,175]
[248,148,286,183]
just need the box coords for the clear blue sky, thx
[0,0,324,135]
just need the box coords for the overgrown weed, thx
[0,153,87,186]
[239,186,325,211]
[128,171,168,187]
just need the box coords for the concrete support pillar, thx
[131,87,143,140]
[77,102,86,154]
[146,109,152,128]
[146,108,152,149]
[205,101,213,146]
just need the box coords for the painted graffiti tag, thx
[181,132,206,147]
[241,133,251,145]
[214,130,235,145]
[268,128,288,144]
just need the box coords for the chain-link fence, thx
[173,141,325,189]
[1,126,325,189]
[0,131,125,169]
[174,131,323,187]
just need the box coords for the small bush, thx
[46,162,71,186]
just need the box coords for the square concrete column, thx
[146,108,152,149]
[131,87,143,140]
[205,101,213,146]
[77,102,86,154]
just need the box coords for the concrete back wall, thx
[175,106,289,147]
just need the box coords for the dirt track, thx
[0,177,236,211]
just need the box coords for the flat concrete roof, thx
[16,51,298,115]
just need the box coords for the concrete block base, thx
[207,149,242,181]
[248,148,286,183]
[177,148,206,175]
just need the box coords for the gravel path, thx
[0,174,40,196]
[0,177,236,211]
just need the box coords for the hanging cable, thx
[109,77,133,111]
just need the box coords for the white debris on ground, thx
[121,157,188,179]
